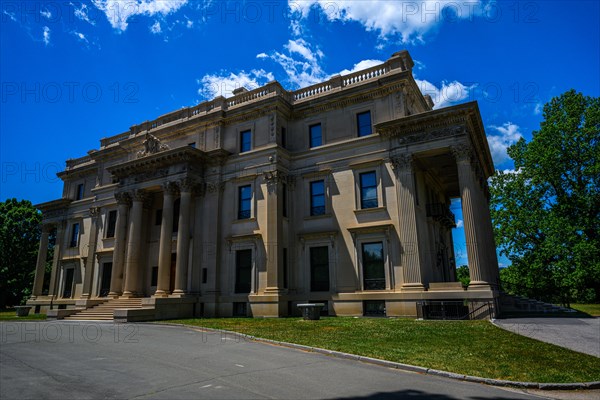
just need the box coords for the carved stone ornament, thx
[451,144,472,163]
[163,181,179,195]
[115,192,132,206]
[131,189,150,202]
[137,133,170,158]
[390,153,414,171]
[89,206,101,219]
[178,177,196,193]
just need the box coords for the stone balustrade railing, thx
[97,51,413,150]
[66,155,93,170]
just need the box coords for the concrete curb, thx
[153,322,600,391]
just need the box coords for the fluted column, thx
[392,154,425,290]
[264,171,285,294]
[48,221,65,298]
[31,224,51,299]
[122,190,147,297]
[109,193,131,297]
[81,207,100,299]
[173,179,194,296]
[155,182,178,297]
[452,145,489,289]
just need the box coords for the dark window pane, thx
[282,183,287,217]
[106,210,117,238]
[310,180,325,216]
[364,300,386,316]
[357,111,372,137]
[310,246,330,292]
[362,242,385,290]
[70,223,79,247]
[173,198,180,232]
[155,209,162,225]
[150,266,158,287]
[281,127,287,149]
[235,249,252,293]
[309,123,322,147]
[360,172,378,209]
[76,184,84,200]
[238,185,252,219]
[240,130,252,153]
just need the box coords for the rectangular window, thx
[240,129,252,153]
[106,210,117,238]
[202,268,208,284]
[360,171,378,209]
[362,242,385,290]
[282,183,288,217]
[235,249,252,293]
[309,123,322,148]
[357,111,373,137]
[238,185,252,219]
[310,180,326,216]
[76,184,84,200]
[281,127,287,149]
[310,246,330,292]
[150,266,158,287]
[364,300,386,316]
[155,209,162,225]
[70,223,80,248]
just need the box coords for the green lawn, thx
[570,304,600,317]
[166,317,600,383]
[0,309,46,321]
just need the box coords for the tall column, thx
[202,180,224,316]
[264,171,285,294]
[31,224,51,299]
[155,182,177,297]
[173,179,194,296]
[48,221,65,298]
[122,190,147,297]
[452,145,490,289]
[81,207,100,299]
[109,193,131,297]
[392,154,425,290]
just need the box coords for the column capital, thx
[263,170,287,193]
[89,206,101,219]
[163,181,179,196]
[131,189,150,203]
[178,177,196,193]
[451,144,473,163]
[115,192,132,206]
[390,153,414,172]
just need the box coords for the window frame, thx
[105,210,117,238]
[75,183,85,200]
[356,110,373,137]
[309,123,322,148]
[70,222,80,248]
[355,233,392,291]
[359,171,378,209]
[237,184,252,220]
[240,129,252,153]
[309,179,326,216]
[309,245,330,292]
[351,163,385,212]
[233,247,254,294]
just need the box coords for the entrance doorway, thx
[63,268,74,298]
[99,262,112,297]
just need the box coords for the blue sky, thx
[1,0,599,268]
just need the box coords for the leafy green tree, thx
[490,90,600,305]
[0,199,42,308]
[456,265,470,287]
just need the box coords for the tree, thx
[456,265,470,287]
[490,90,600,305]
[0,199,42,309]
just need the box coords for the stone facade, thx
[28,51,500,319]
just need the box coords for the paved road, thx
[0,321,554,399]
[494,318,600,357]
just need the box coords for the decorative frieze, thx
[136,133,170,158]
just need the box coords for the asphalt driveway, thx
[494,317,600,357]
[0,321,543,400]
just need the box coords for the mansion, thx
[28,51,500,320]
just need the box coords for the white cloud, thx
[186,18,193,28]
[42,26,50,46]
[73,3,96,25]
[456,219,464,228]
[258,38,326,88]
[414,79,475,109]
[292,0,483,44]
[197,69,275,100]
[337,59,383,76]
[534,102,543,115]
[73,31,88,43]
[92,0,188,31]
[3,10,17,22]
[487,122,523,165]
[150,21,161,34]
[40,9,52,19]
